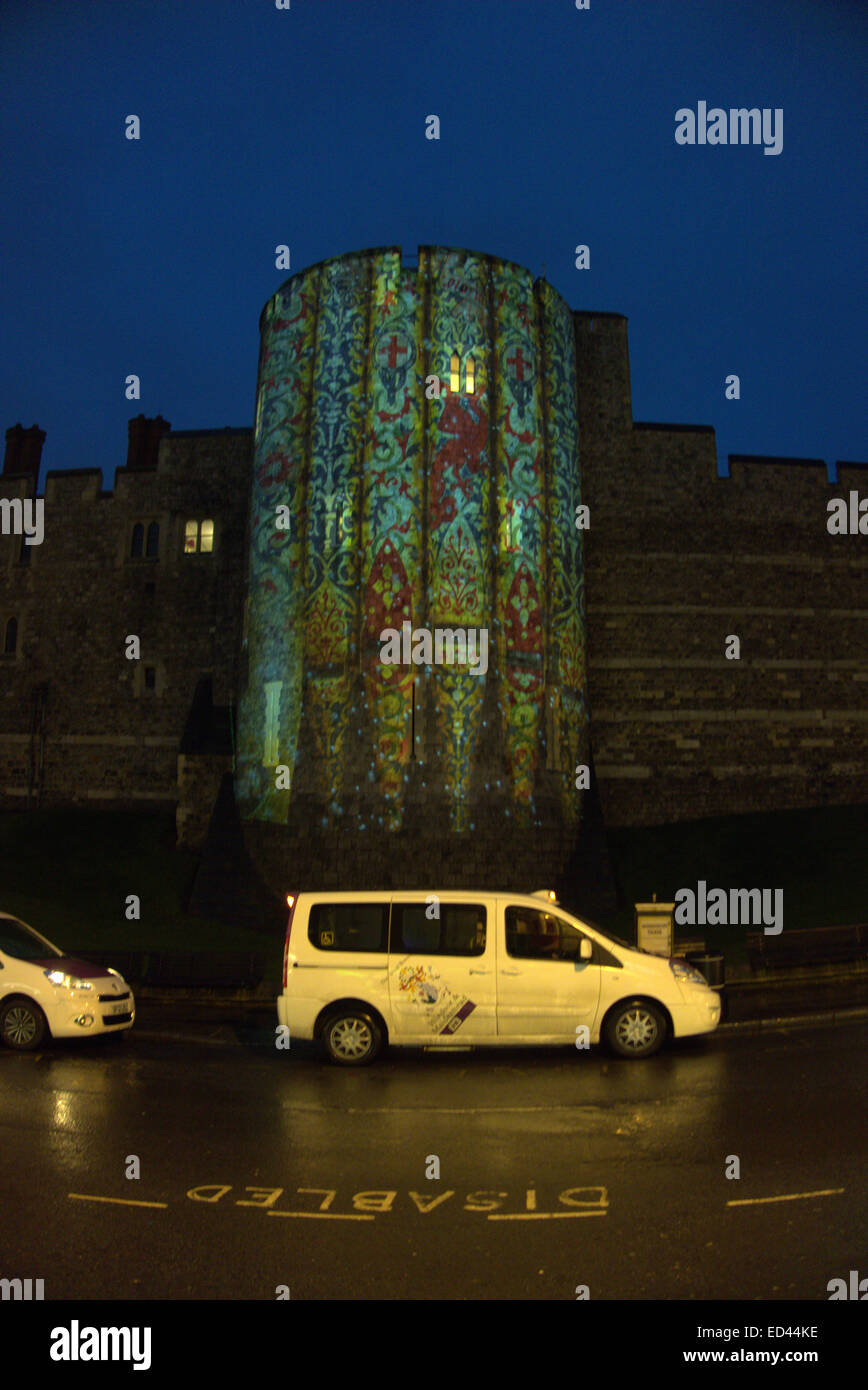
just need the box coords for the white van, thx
[278,889,720,1064]
[0,911,135,1050]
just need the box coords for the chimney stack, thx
[3,423,45,494]
[126,414,171,472]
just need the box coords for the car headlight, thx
[43,970,93,990]
[669,958,709,987]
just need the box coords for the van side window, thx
[308,903,389,953]
[393,903,486,957]
[505,907,582,962]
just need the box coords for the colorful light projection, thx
[236,246,587,834]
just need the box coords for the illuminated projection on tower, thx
[236,245,589,839]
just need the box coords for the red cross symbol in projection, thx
[507,346,530,381]
[382,335,409,368]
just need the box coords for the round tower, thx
[237,245,589,891]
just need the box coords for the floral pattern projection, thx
[362,257,424,829]
[303,258,369,817]
[492,260,547,825]
[425,249,491,832]
[540,283,587,826]
[237,245,588,837]
[235,267,318,822]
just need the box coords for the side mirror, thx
[579,938,593,961]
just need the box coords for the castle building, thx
[1,246,866,907]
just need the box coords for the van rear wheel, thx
[321,1009,383,1066]
[604,1000,667,1059]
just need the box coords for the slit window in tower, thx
[146,521,160,559]
[410,678,416,761]
[4,617,17,655]
[263,680,282,767]
[450,353,460,393]
[465,356,475,394]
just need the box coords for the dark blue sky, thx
[1,0,864,487]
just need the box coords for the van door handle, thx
[469,968,490,975]
[500,969,521,976]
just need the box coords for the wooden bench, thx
[746,923,868,971]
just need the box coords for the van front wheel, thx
[604,1001,667,1059]
[0,997,47,1051]
[321,1009,383,1066]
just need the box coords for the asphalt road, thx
[1,1014,865,1301]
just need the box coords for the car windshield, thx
[0,915,63,961]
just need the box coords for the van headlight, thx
[44,970,93,990]
[669,959,708,987]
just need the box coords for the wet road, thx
[1,1014,865,1300]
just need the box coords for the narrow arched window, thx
[200,520,214,553]
[131,523,144,558]
[185,520,198,553]
[465,356,475,394]
[4,617,18,655]
[450,352,460,394]
[146,521,159,558]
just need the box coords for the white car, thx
[278,888,721,1064]
[0,911,135,1050]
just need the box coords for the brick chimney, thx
[126,414,171,472]
[3,423,45,493]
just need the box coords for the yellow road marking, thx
[268,1210,375,1220]
[69,1193,168,1208]
[488,1210,607,1220]
[727,1188,844,1207]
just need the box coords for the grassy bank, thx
[2,803,865,970]
[601,802,868,961]
[0,809,275,954]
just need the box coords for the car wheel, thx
[0,998,48,1051]
[321,1009,383,1065]
[604,1000,667,1059]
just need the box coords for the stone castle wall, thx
[0,428,251,820]
[575,312,868,826]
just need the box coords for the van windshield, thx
[564,913,648,955]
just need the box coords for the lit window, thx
[3,617,17,655]
[185,520,215,555]
[146,522,159,558]
[450,353,460,393]
[131,523,144,558]
[465,356,475,394]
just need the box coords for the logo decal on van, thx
[398,965,439,1003]
[396,964,476,1033]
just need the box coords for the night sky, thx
[1,0,864,487]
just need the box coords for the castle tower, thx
[236,246,589,891]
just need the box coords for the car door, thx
[387,898,496,1041]
[496,899,601,1037]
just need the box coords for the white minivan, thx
[0,911,135,1050]
[278,889,721,1064]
